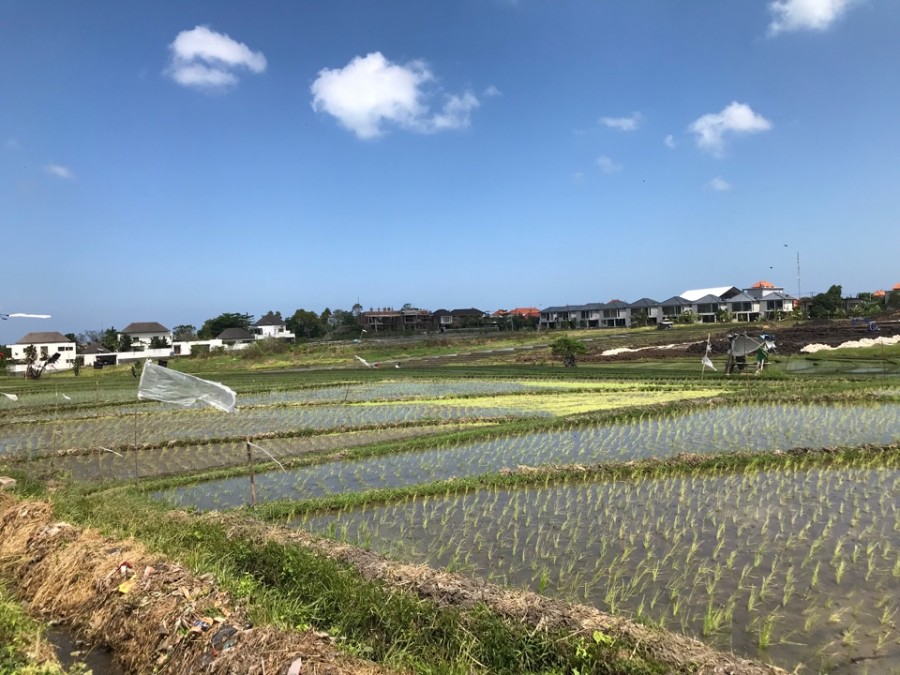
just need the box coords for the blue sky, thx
[2,0,898,343]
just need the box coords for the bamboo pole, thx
[133,410,138,480]
[246,438,256,508]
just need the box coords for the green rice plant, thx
[757,612,780,650]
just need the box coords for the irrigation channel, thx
[156,402,900,510]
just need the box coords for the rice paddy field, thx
[1,343,899,673]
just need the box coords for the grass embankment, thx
[47,490,677,674]
[39,482,786,675]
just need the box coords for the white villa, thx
[6,332,77,374]
[251,312,294,340]
[120,322,173,350]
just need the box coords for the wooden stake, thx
[133,410,139,480]
[247,438,256,508]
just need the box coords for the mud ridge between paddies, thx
[0,495,383,675]
[187,508,783,674]
[0,494,784,674]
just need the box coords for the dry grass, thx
[0,497,383,675]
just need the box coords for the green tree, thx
[631,309,650,328]
[198,313,253,339]
[77,328,107,347]
[100,328,119,352]
[676,310,697,324]
[23,344,37,365]
[887,290,900,311]
[149,336,170,349]
[808,285,843,319]
[172,324,197,341]
[287,309,326,339]
[117,333,133,352]
[550,336,587,367]
[319,308,332,325]
[853,293,883,316]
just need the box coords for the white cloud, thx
[431,92,480,131]
[768,0,858,35]
[600,112,642,131]
[596,155,622,173]
[311,52,481,139]
[45,164,74,180]
[664,134,677,149]
[688,102,772,156]
[708,176,732,191]
[483,85,502,97]
[166,25,266,91]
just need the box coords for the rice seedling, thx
[290,455,900,672]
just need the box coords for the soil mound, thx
[554,321,900,363]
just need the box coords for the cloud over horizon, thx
[596,155,622,173]
[600,112,642,131]
[45,163,74,180]
[310,52,480,139]
[768,0,858,35]
[708,176,732,191]
[689,102,772,156]
[166,25,266,91]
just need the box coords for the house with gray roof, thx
[627,298,660,326]
[120,322,172,350]
[6,331,76,373]
[539,306,572,330]
[727,292,759,322]
[217,327,255,344]
[431,308,488,331]
[691,294,727,323]
[758,291,795,318]
[599,300,630,328]
[251,312,294,340]
[657,296,689,321]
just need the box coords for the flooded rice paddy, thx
[157,402,900,511]
[297,458,900,673]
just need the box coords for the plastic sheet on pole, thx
[137,360,236,412]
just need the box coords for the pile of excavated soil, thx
[0,496,382,675]
[520,322,900,363]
